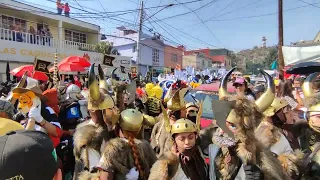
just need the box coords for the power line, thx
[154,19,218,47]
[44,0,207,14]
[297,0,320,8]
[149,0,221,23]
[174,0,225,48]
[208,2,320,21]
[211,0,237,18]
[144,12,184,47]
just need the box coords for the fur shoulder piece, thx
[99,138,156,179]
[148,152,179,180]
[78,171,100,180]
[73,121,107,160]
[277,150,304,178]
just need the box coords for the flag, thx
[103,55,115,66]
[34,58,51,73]
[271,60,278,70]
[6,61,10,82]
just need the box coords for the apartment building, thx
[0,0,102,80]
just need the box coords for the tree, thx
[228,51,237,67]
[264,47,277,68]
[245,61,264,74]
[94,41,120,55]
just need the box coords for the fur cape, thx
[79,137,157,180]
[255,120,304,178]
[73,120,112,179]
[150,120,173,158]
[229,98,289,180]
[148,151,180,180]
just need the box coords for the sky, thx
[22,0,320,51]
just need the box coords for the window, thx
[64,29,87,43]
[152,48,159,64]
[0,15,26,32]
[171,53,178,62]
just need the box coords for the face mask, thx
[187,115,197,123]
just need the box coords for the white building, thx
[0,0,103,81]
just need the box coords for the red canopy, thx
[50,63,85,72]
[10,65,48,81]
[58,56,91,68]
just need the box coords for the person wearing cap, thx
[149,107,208,180]
[207,68,288,180]
[292,73,320,179]
[79,109,157,180]
[0,130,62,180]
[150,82,189,158]
[73,64,121,178]
[233,77,256,101]
[11,77,62,148]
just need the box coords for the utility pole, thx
[278,0,284,79]
[136,0,144,73]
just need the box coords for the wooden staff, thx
[53,52,58,88]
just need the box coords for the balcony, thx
[0,28,96,52]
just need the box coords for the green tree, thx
[245,61,264,74]
[264,48,277,68]
[94,41,120,55]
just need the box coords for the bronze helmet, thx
[88,63,115,110]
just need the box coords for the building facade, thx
[182,52,212,70]
[184,48,231,69]
[105,27,165,76]
[164,45,184,72]
[0,0,102,81]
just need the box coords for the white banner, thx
[282,45,320,65]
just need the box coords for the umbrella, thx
[58,56,91,67]
[6,61,10,82]
[286,61,320,74]
[50,63,85,72]
[195,82,235,93]
[10,65,48,81]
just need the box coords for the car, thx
[185,89,218,128]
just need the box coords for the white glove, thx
[126,167,139,180]
[29,105,43,123]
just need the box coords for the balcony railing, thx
[0,28,96,52]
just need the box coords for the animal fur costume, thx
[78,109,158,180]
[292,73,320,179]
[149,104,208,180]
[73,64,123,179]
[150,83,189,157]
[78,137,157,180]
[206,68,289,180]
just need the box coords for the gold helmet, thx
[88,63,115,110]
[166,87,189,111]
[119,109,143,132]
[302,72,320,132]
[263,98,289,117]
[161,101,203,135]
[219,68,275,112]
[98,64,109,91]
